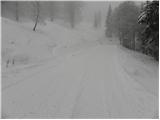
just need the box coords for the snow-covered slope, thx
[2,18,103,91]
[2,18,55,68]
[2,18,158,118]
[117,46,159,96]
[2,18,103,69]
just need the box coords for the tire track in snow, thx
[52,50,90,118]
[70,62,88,118]
[2,56,66,91]
[70,46,109,118]
[112,46,158,118]
[2,64,57,91]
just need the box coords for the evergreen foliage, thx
[105,1,159,60]
[105,5,112,37]
[138,1,159,60]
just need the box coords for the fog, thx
[2,1,121,26]
[2,1,158,119]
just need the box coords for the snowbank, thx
[116,46,159,96]
[2,18,101,69]
[2,18,55,69]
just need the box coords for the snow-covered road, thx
[2,40,158,118]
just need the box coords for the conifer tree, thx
[105,4,112,37]
[138,0,159,60]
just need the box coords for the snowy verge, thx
[116,46,158,96]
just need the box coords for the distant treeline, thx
[105,1,159,60]
[1,1,83,27]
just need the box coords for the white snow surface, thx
[2,18,158,118]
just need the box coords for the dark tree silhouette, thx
[110,1,140,49]
[105,4,112,37]
[138,1,159,60]
[33,2,40,31]
[15,2,19,21]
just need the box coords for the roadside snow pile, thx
[2,18,81,89]
[2,18,105,87]
[116,46,159,96]
[2,19,99,69]
[2,18,104,88]
[2,18,55,69]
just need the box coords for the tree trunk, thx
[33,2,39,31]
[132,31,136,50]
[33,14,39,31]
[15,2,19,22]
[50,17,53,22]
[70,11,75,28]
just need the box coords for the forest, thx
[1,1,83,29]
[2,1,159,61]
[105,1,159,60]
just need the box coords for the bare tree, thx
[33,2,40,31]
[49,2,55,22]
[15,2,19,21]
[94,12,98,28]
[1,1,7,18]
[66,1,76,28]
[65,1,83,28]
[98,11,102,28]
[94,11,101,28]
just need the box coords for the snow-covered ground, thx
[2,18,158,118]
